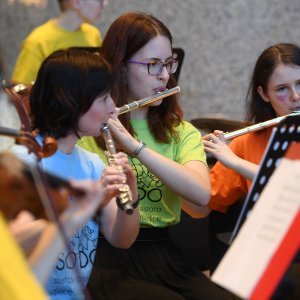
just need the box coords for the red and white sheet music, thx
[211,142,300,300]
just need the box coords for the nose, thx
[291,86,300,101]
[157,65,170,82]
[107,94,117,115]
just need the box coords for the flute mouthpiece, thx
[154,87,166,94]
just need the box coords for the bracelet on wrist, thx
[131,194,140,208]
[130,140,146,158]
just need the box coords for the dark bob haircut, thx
[30,48,114,139]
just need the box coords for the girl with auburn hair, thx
[79,11,233,300]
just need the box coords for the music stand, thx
[211,115,300,299]
[230,114,300,243]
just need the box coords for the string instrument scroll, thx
[1,80,57,160]
[0,126,57,160]
[0,128,84,220]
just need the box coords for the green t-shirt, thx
[12,19,102,85]
[78,120,207,228]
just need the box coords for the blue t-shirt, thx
[11,135,105,300]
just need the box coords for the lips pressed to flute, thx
[117,86,181,115]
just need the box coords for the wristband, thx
[131,194,140,209]
[130,141,146,158]
[116,194,140,211]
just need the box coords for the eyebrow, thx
[145,56,174,62]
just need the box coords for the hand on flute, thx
[107,114,141,155]
[100,152,138,202]
[203,130,258,180]
[203,130,240,170]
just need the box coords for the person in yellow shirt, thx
[12,0,108,85]
[0,212,47,300]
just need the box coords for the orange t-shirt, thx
[208,128,273,213]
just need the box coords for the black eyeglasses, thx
[126,59,178,76]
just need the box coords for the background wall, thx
[1,0,300,122]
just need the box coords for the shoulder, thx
[172,120,202,145]
[174,120,200,136]
[81,23,101,34]
[74,145,105,179]
[172,121,207,164]
[24,20,54,42]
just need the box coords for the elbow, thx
[114,242,133,250]
[183,203,212,219]
[203,178,211,205]
[107,226,139,249]
[188,210,209,219]
[201,189,211,206]
[196,183,211,206]
[109,235,136,249]
[193,175,211,206]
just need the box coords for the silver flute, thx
[101,124,134,215]
[117,86,181,115]
[224,111,300,140]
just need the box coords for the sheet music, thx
[212,157,300,299]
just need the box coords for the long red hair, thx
[101,11,183,143]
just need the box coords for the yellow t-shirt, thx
[12,19,102,85]
[0,213,48,300]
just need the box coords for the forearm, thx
[110,208,139,248]
[100,199,139,249]
[28,223,65,284]
[108,118,210,205]
[137,146,211,205]
[229,157,259,181]
[10,219,48,255]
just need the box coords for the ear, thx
[257,86,270,103]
